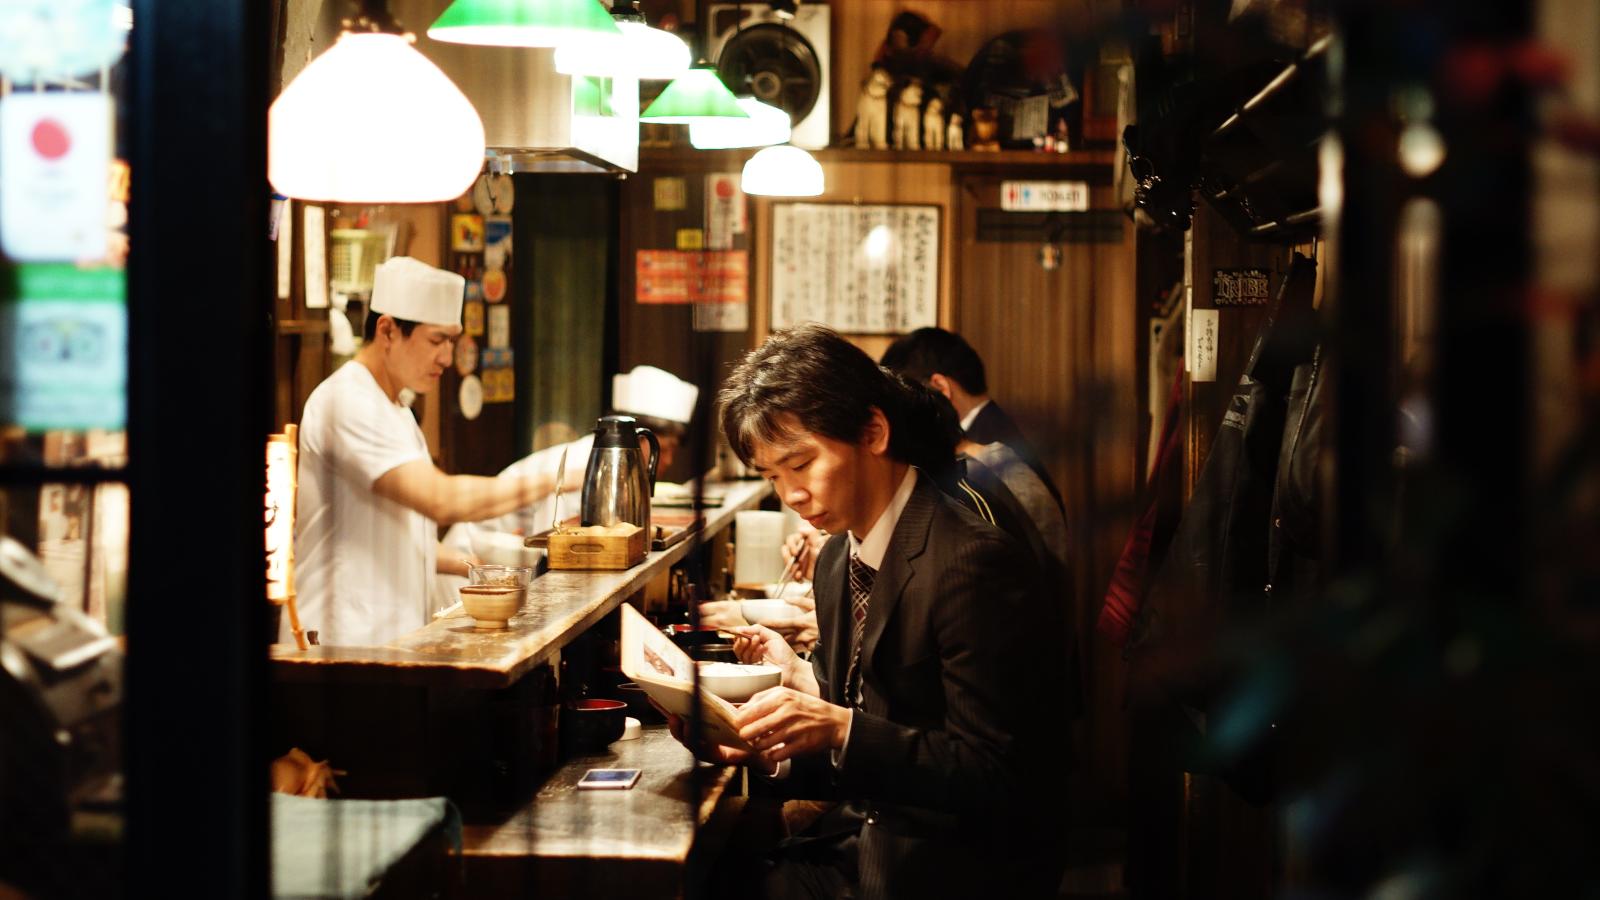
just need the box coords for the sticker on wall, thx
[0,264,126,431]
[458,374,483,420]
[1212,268,1270,306]
[675,228,704,251]
[653,177,686,211]
[486,303,510,349]
[478,348,514,404]
[705,172,746,249]
[464,300,485,336]
[450,213,485,253]
[484,215,512,271]
[455,333,479,376]
[482,267,507,303]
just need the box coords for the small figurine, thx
[855,67,893,150]
[922,95,945,151]
[970,107,1000,151]
[892,79,923,150]
[946,113,964,151]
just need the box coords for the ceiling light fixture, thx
[740,144,823,196]
[427,0,621,48]
[269,2,485,203]
[554,1,689,80]
[689,97,790,149]
[640,63,749,123]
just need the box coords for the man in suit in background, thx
[679,325,1066,900]
[880,326,1065,512]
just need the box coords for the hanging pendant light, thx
[427,0,620,48]
[740,144,823,196]
[640,64,748,124]
[554,1,688,80]
[689,97,790,150]
[269,4,485,203]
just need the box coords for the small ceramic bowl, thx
[696,661,782,702]
[561,698,628,752]
[459,584,523,629]
[616,682,666,724]
[740,599,806,626]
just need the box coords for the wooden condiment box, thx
[546,524,647,570]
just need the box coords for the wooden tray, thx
[547,524,647,570]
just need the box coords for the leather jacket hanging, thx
[1126,252,1321,803]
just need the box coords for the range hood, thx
[391,0,639,175]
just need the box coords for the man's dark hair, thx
[886,373,962,476]
[362,310,421,343]
[720,325,912,466]
[879,326,988,396]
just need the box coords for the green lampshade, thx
[640,67,749,123]
[427,0,621,48]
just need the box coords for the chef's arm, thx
[437,542,478,576]
[373,460,554,526]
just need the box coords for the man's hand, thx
[436,544,480,577]
[734,686,851,762]
[658,706,778,772]
[696,599,748,631]
[731,625,819,695]
[761,595,819,652]
[781,525,826,582]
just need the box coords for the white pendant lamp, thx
[689,97,791,150]
[269,13,485,204]
[740,144,823,196]
[554,0,689,81]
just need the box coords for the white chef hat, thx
[612,365,698,425]
[370,256,464,326]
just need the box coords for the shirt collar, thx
[847,467,918,571]
[959,398,990,433]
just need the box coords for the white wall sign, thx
[1000,180,1089,212]
[771,203,939,333]
[1190,308,1219,383]
[302,205,328,310]
[0,92,112,262]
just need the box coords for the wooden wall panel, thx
[953,176,1137,823]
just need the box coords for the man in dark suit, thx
[880,326,1064,511]
[679,325,1066,900]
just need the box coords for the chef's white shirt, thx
[431,433,595,611]
[289,361,436,647]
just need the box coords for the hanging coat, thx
[1125,252,1320,803]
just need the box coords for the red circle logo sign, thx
[32,119,71,160]
[715,179,735,199]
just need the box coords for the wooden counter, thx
[271,480,770,690]
[460,726,739,897]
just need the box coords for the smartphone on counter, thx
[577,768,641,790]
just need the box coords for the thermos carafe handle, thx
[639,427,660,492]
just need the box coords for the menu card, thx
[618,603,752,751]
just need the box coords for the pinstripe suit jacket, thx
[795,474,1066,900]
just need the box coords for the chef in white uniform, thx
[431,365,700,609]
[289,257,553,647]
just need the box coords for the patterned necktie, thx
[844,554,875,709]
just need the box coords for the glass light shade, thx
[427,0,620,48]
[554,22,689,80]
[269,33,485,204]
[689,97,790,149]
[640,67,748,123]
[741,144,823,196]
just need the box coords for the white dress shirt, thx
[958,398,990,433]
